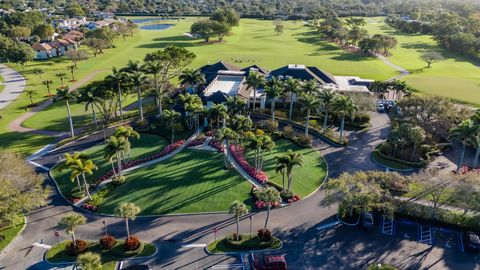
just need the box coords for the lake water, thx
[131,18,165,24]
[139,23,174,30]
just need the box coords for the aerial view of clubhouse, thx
[199,61,373,108]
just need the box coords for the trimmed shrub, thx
[296,134,312,147]
[112,176,126,186]
[283,125,296,140]
[124,236,140,251]
[100,235,116,250]
[257,228,271,241]
[66,239,88,255]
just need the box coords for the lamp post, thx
[54,231,60,245]
[213,227,218,241]
[102,220,108,237]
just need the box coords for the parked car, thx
[377,103,385,112]
[252,254,287,270]
[362,212,374,229]
[122,265,151,270]
[464,231,480,252]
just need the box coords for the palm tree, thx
[114,202,141,239]
[283,78,301,120]
[318,89,337,129]
[143,61,164,116]
[301,93,320,136]
[179,93,203,133]
[162,109,181,143]
[275,157,287,190]
[225,96,246,117]
[275,150,303,192]
[105,136,130,178]
[449,119,480,173]
[69,157,97,200]
[42,80,53,96]
[56,72,66,87]
[216,127,238,167]
[55,87,78,138]
[332,95,358,142]
[264,83,283,121]
[114,125,140,163]
[245,71,265,112]
[123,60,142,73]
[80,87,100,129]
[59,212,86,249]
[77,252,102,270]
[179,69,205,92]
[255,187,281,229]
[229,200,248,241]
[302,80,319,95]
[106,67,127,120]
[25,89,37,106]
[128,70,148,122]
[60,152,85,192]
[258,135,275,170]
[67,65,76,81]
[409,126,426,161]
[208,103,228,129]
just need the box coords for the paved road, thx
[1,113,478,270]
[0,63,26,111]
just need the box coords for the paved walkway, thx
[0,63,27,111]
[8,69,108,137]
[376,54,410,81]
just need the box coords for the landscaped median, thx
[206,232,282,254]
[46,239,156,269]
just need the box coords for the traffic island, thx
[206,233,282,254]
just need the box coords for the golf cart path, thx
[8,69,108,137]
[377,54,410,81]
[0,63,27,110]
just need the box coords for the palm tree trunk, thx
[282,172,285,190]
[137,86,144,121]
[66,100,75,138]
[171,123,175,143]
[410,143,417,161]
[125,217,130,239]
[305,108,310,136]
[252,88,257,112]
[264,204,270,229]
[289,92,294,121]
[236,216,240,241]
[111,161,118,178]
[76,176,82,192]
[117,84,123,120]
[473,146,480,168]
[117,152,122,176]
[82,173,92,200]
[287,173,292,192]
[71,230,77,249]
[91,103,98,129]
[323,106,329,130]
[339,114,345,142]
[271,98,275,121]
[456,144,466,173]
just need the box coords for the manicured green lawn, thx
[207,234,282,253]
[246,139,327,197]
[46,240,156,269]
[50,133,168,197]
[364,17,480,106]
[0,74,4,93]
[97,148,252,215]
[0,216,25,251]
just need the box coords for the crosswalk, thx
[381,216,394,236]
[419,226,433,245]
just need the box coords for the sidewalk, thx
[0,63,26,110]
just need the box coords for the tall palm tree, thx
[283,78,301,120]
[258,135,275,170]
[77,252,102,270]
[143,61,164,116]
[332,95,358,142]
[59,212,86,249]
[449,119,480,173]
[301,93,320,136]
[55,87,77,138]
[302,80,319,95]
[106,67,127,120]
[216,127,238,167]
[225,96,246,117]
[208,103,228,129]
[245,71,265,112]
[80,87,100,129]
[229,200,248,241]
[162,109,181,143]
[179,93,203,132]
[275,157,287,190]
[67,65,76,81]
[69,157,97,200]
[179,69,205,92]
[25,89,37,106]
[60,152,86,192]
[255,187,281,229]
[114,125,140,163]
[105,136,131,178]
[275,150,303,192]
[264,83,283,121]
[318,89,337,129]
[128,70,148,122]
[56,72,67,87]
[123,60,142,73]
[42,79,53,96]
[114,202,141,239]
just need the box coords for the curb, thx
[204,238,283,255]
[336,213,360,227]
[370,152,415,173]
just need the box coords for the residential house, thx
[32,43,53,60]
[63,30,85,42]
[53,17,89,31]
[32,38,77,60]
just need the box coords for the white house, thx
[32,43,52,60]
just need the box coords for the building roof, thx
[66,30,84,37]
[269,64,336,84]
[241,65,269,76]
[198,61,241,85]
[32,43,52,51]
[206,91,229,103]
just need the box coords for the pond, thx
[139,23,175,31]
[130,18,165,24]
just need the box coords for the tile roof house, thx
[32,38,78,60]
[32,43,53,60]
[63,30,85,42]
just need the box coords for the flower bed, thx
[455,166,480,175]
[187,138,206,147]
[208,139,224,152]
[97,140,185,183]
[81,203,98,212]
[229,144,268,184]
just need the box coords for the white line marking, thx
[33,242,52,249]
[27,160,50,171]
[182,243,207,248]
[212,264,244,269]
[316,220,341,231]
